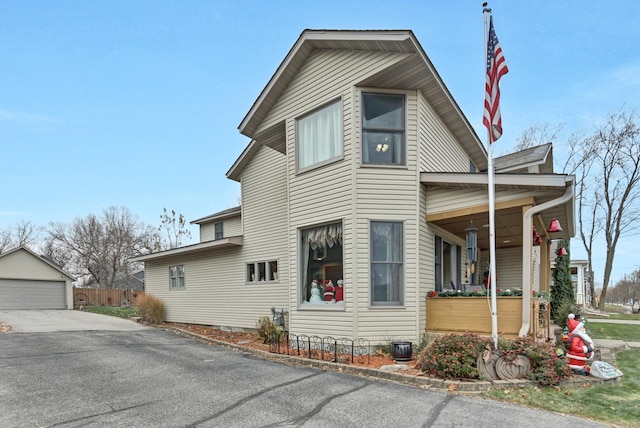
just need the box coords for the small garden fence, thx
[73,287,145,308]
[267,333,371,365]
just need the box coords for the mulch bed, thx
[163,322,420,371]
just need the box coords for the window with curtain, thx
[300,222,344,305]
[371,221,403,305]
[296,100,343,171]
[362,93,405,165]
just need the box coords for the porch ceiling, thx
[423,173,575,251]
[429,204,571,251]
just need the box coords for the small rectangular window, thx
[296,100,343,171]
[169,265,185,290]
[214,222,223,240]
[246,260,279,283]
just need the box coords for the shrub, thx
[417,333,573,386]
[418,333,493,380]
[256,316,282,344]
[136,294,165,325]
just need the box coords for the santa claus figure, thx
[334,279,344,302]
[566,313,595,375]
[323,280,334,302]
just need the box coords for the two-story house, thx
[132,30,574,344]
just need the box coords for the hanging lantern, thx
[465,225,478,262]
[547,218,563,233]
[557,246,568,257]
[532,227,541,246]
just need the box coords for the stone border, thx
[163,325,621,393]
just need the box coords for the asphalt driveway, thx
[0,309,150,332]
[0,311,610,427]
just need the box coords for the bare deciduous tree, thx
[0,221,41,254]
[569,108,640,309]
[514,122,565,151]
[159,208,192,250]
[46,206,157,288]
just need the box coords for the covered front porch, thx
[422,145,575,339]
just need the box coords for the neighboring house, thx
[112,270,145,291]
[0,246,75,310]
[132,30,575,344]
[570,260,591,308]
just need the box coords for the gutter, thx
[519,178,574,337]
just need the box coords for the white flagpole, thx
[483,3,499,350]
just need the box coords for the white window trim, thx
[360,91,407,167]
[369,220,405,307]
[295,99,344,173]
[169,264,186,290]
[246,260,279,284]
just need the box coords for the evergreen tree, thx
[551,240,575,324]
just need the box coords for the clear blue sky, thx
[2,1,640,284]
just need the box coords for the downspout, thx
[519,178,574,337]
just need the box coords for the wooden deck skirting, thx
[426,297,523,338]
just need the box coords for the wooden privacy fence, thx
[73,287,145,308]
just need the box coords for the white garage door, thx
[0,279,66,310]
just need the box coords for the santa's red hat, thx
[567,313,583,334]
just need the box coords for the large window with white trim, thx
[296,100,343,172]
[300,222,344,306]
[362,92,405,165]
[371,221,403,305]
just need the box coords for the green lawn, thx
[587,322,640,342]
[83,305,139,319]
[481,321,639,427]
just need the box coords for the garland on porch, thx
[428,288,524,298]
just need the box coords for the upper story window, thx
[296,100,343,172]
[214,222,223,240]
[170,265,185,290]
[362,93,405,165]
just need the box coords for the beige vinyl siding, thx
[224,216,242,237]
[352,90,421,344]
[200,216,243,242]
[200,214,242,242]
[418,91,470,173]
[146,145,289,328]
[418,185,433,334]
[256,50,412,136]
[425,187,540,217]
[0,249,73,309]
[495,247,523,290]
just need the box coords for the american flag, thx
[483,16,508,143]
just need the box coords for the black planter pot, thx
[391,341,412,362]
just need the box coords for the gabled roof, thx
[237,29,488,171]
[495,143,553,174]
[0,246,76,281]
[191,206,241,225]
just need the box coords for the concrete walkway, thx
[587,317,640,349]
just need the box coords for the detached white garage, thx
[0,247,75,310]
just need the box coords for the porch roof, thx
[421,172,575,251]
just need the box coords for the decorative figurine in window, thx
[335,279,344,302]
[324,280,334,302]
[309,279,323,304]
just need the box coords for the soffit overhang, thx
[238,29,488,171]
